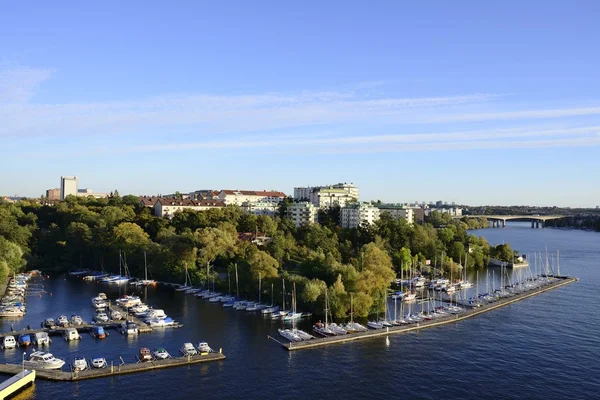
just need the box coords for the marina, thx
[0,352,225,381]
[273,276,578,351]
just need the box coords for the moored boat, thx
[24,351,65,370]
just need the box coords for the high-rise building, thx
[46,188,60,200]
[60,176,78,200]
[293,183,358,209]
[286,202,318,227]
[340,202,380,228]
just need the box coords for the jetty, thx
[0,370,35,398]
[273,276,578,351]
[0,352,225,382]
[107,302,153,333]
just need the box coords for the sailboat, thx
[313,288,335,336]
[140,251,156,286]
[344,293,368,332]
[113,251,130,284]
[261,283,280,314]
[271,279,289,319]
[283,283,302,321]
[246,273,267,311]
[175,262,192,291]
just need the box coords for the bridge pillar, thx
[502,220,506,228]
[531,221,535,228]
[536,221,540,228]
[541,221,545,228]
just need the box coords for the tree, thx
[248,250,279,279]
[0,237,25,273]
[113,222,150,253]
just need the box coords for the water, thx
[2,222,599,399]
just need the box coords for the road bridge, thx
[455,215,566,228]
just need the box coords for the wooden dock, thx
[107,303,153,333]
[0,352,225,382]
[0,369,35,398]
[280,276,578,351]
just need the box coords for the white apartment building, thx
[424,207,463,217]
[286,202,318,227]
[294,183,359,209]
[217,190,286,206]
[155,199,225,218]
[60,176,78,200]
[76,188,108,199]
[340,203,380,229]
[242,201,279,217]
[377,204,415,225]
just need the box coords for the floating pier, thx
[0,353,225,382]
[278,276,578,351]
[0,369,35,398]
[107,303,153,333]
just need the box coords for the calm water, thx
[3,222,599,399]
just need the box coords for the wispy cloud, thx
[0,66,52,103]
[132,125,600,153]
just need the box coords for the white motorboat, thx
[24,351,65,370]
[197,342,212,353]
[70,315,84,325]
[34,332,51,346]
[72,357,88,371]
[208,296,222,303]
[43,318,55,328]
[91,357,108,368]
[144,309,166,321]
[64,328,81,341]
[180,342,198,356]
[0,307,25,317]
[116,295,141,308]
[120,321,138,335]
[94,313,109,323]
[148,317,175,327]
[110,310,122,320]
[2,335,16,349]
[92,297,107,308]
[153,348,171,359]
[131,304,149,314]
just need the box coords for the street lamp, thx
[22,352,26,374]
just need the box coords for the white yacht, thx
[180,342,198,356]
[367,321,384,329]
[34,332,51,346]
[2,335,16,349]
[153,348,171,359]
[328,323,348,335]
[148,317,174,327]
[24,351,65,370]
[70,315,84,325]
[91,357,108,368]
[94,313,109,323]
[197,342,212,353]
[57,315,69,327]
[64,328,81,341]
[72,357,88,371]
[110,310,122,320]
[120,321,138,335]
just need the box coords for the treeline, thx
[0,194,495,318]
[551,216,600,232]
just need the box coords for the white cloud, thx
[0,67,52,103]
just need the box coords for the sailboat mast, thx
[235,263,239,298]
[350,293,354,323]
[282,279,286,310]
[258,272,262,304]
[144,251,148,281]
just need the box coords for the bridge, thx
[455,215,566,228]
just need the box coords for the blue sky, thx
[1,1,599,207]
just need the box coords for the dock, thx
[278,276,578,351]
[0,370,35,398]
[107,303,153,333]
[0,353,225,382]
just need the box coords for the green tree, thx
[113,222,150,253]
[248,250,279,279]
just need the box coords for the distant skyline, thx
[1,1,599,207]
